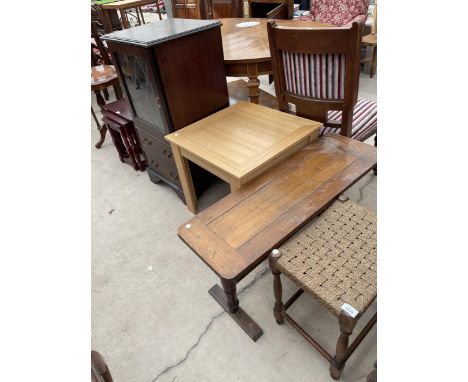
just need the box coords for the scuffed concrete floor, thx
[92,73,377,382]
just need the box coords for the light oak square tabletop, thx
[165,101,322,213]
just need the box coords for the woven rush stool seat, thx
[276,199,377,317]
[269,198,377,380]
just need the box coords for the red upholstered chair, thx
[268,21,377,144]
[300,0,369,27]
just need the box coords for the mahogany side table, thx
[102,99,145,171]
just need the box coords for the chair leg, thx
[373,134,377,175]
[330,312,358,380]
[370,45,377,78]
[269,249,284,325]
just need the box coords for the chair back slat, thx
[268,21,362,136]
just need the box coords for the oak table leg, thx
[170,143,198,214]
[229,179,241,192]
[208,280,264,342]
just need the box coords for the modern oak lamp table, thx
[165,101,322,214]
[178,135,377,341]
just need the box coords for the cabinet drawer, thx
[136,129,174,164]
[145,151,181,187]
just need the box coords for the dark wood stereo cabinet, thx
[102,19,229,201]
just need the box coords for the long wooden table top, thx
[178,135,377,282]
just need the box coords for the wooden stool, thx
[269,198,377,380]
[91,64,123,149]
[102,99,145,171]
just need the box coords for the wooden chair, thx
[91,19,123,149]
[267,20,377,145]
[269,196,377,380]
[92,65,123,149]
[91,351,113,382]
[298,0,369,26]
[361,0,377,77]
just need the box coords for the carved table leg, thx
[94,91,108,148]
[208,280,263,341]
[103,88,110,101]
[246,63,260,104]
[113,81,123,99]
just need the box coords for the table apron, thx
[225,61,272,77]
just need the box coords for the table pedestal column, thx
[246,63,260,104]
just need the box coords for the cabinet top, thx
[101,19,222,47]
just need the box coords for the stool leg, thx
[269,250,284,325]
[220,279,239,314]
[330,312,358,380]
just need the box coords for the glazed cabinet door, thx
[110,47,171,137]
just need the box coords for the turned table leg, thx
[208,280,263,341]
[220,279,239,313]
[246,63,260,104]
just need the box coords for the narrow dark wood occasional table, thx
[220,18,332,104]
[177,135,377,341]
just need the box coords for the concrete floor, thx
[92,72,377,382]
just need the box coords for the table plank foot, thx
[208,284,263,342]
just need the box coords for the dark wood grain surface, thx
[178,135,376,282]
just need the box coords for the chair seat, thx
[320,98,377,142]
[276,199,377,317]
